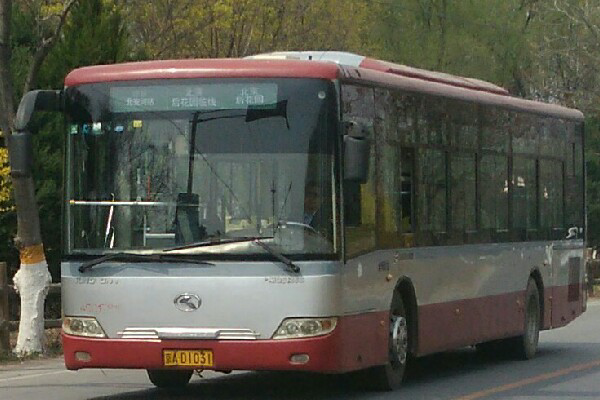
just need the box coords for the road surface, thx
[2,300,600,399]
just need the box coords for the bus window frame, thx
[339,78,584,254]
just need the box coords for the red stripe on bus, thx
[417,284,584,356]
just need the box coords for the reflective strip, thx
[20,244,45,265]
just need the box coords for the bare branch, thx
[23,0,78,94]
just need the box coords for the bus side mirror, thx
[343,120,370,183]
[8,90,62,177]
[15,90,62,131]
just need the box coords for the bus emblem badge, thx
[174,294,202,312]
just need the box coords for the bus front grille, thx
[117,327,260,340]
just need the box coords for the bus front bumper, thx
[62,312,388,373]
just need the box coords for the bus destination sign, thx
[110,83,278,113]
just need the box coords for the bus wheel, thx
[365,292,409,391]
[501,279,540,360]
[147,369,193,389]
[513,279,541,359]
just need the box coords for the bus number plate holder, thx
[163,350,214,367]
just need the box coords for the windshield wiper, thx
[79,252,214,273]
[163,236,274,252]
[163,236,300,274]
[252,239,300,274]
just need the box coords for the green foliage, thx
[585,118,600,247]
[0,147,17,277]
[370,0,535,95]
[40,0,128,87]
[36,0,128,279]
[0,0,128,279]
[3,0,600,270]
[125,0,372,59]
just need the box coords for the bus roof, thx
[64,51,583,121]
[64,58,342,86]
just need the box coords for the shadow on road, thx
[87,345,578,400]
[90,370,367,400]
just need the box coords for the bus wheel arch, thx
[529,268,545,330]
[501,275,541,360]
[363,277,418,391]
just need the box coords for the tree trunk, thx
[0,0,76,356]
[11,176,50,355]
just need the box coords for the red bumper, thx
[62,312,389,373]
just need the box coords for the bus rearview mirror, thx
[344,134,369,183]
[15,90,62,131]
[9,90,62,177]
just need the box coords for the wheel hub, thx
[390,315,408,366]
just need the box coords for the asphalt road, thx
[2,300,600,400]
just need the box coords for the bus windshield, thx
[64,78,338,257]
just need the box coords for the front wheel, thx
[364,292,409,391]
[147,369,193,389]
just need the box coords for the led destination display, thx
[110,83,278,113]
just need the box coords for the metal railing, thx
[0,262,61,353]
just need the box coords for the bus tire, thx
[364,291,409,391]
[147,369,193,389]
[506,278,541,360]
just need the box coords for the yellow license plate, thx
[163,350,214,367]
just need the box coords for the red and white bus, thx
[18,51,585,390]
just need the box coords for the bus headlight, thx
[63,317,107,338]
[272,317,337,339]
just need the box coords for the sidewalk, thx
[0,354,63,369]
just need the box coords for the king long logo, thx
[174,294,202,312]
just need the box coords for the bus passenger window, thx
[480,154,508,232]
[539,159,564,239]
[450,154,476,233]
[400,148,414,233]
[417,148,447,235]
[342,84,376,258]
[512,156,538,236]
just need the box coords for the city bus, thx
[20,51,585,390]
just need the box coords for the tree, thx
[0,0,76,355]
[524,1,600,246]
[124,0,372,59]
[370,0,538,96]
[526,0,600,112]
[35,1,127,282]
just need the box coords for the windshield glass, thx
[64,78,338,257]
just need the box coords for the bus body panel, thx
[61,261,342,340]
[551,242,586,328]
[62,310,389,372]
[342,240,585,356]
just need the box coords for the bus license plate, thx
[163,350,214,367]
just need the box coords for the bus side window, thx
[564,121,584,237]
[400,147,414,234]
[344,182,361,227]
[342,84,376,258]
[417,148,447,241]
